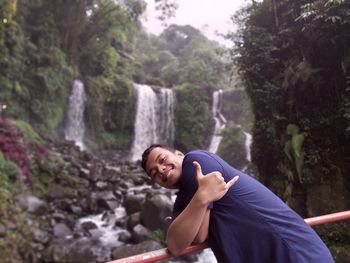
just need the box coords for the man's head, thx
[142,144,184,189]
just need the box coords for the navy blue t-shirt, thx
[172,150,334,263]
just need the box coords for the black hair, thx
[141,144,175,172]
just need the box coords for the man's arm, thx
[166,161,238,256]
[194,208,210,243]
[167,189,210,255]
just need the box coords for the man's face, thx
[145,147,184,189]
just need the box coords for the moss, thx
[217,122,249,169]
[12,120,43,145]
[30,153,68,197]
[174,83,211,151]
[101,132,132,149]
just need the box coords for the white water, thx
[157,88,175,145]
[208,90,227,153]
[77,206,127,247]
[243,131,252,162]
[170,248,217,263]
[65,79,86,149]
[74,206,128,260]
[130,84,174,161]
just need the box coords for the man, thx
[141,144,334,262]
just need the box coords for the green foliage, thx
[84,75,135,149]
[13,120,43,144]
[153,228,166,245]
[0,186,11,218]
[134,24,229,90]
[0,152,19,180]
[0,0,17,46]
[80,40,119,77]
[221,89,254,132]
[101,132,131,149]
[1,0,140,146]
[284,124,305,180]
[174,83,210,151]
[154,0,178,26]
[30,153,68,196]
[217,122,248,169]
[0,151,18,217]
[121,0,147,20]
[230,0,350,233]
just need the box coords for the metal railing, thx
[107,210,350,263]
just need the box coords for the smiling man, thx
[141,144,334,263]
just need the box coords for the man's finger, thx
[227,176,239,188]
[193,161,204,178]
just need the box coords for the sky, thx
[142,0,249,46]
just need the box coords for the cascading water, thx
[130,84,174,161]
[65,79,86,150]
[158,88,175,145]
[208,90,227,153]
[243,131,252,162]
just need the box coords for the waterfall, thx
[208,90,227,153]
[130,84,174,162]
[243,131,252,162]
[65,79,86,149]
[158,88,175,145]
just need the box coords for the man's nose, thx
[157,164,166,173]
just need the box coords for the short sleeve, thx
[171,151,224,220]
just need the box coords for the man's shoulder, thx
[185,150,211,159]
[184,150,220,163]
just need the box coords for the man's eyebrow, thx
[155,153,161,162]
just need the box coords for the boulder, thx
[141,193,173,231]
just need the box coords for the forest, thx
[0,0,349,262]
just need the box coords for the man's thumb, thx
[193,161,203,179]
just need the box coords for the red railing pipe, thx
[304,210,350,226]
[107,210,350,263]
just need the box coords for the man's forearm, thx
[166,191,209,255]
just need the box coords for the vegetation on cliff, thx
[227,0,350,253]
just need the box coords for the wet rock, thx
[53,198,74,211]
[17,195,47,214]
[127,212,141,230]
[47,185,78,199]
[44,244,70,263]
[103,165,122,182]
[79,167,90,178]
[53,223,73,238]
[141,193,173,231]
[70,204,83,215]
[95,181,109,190]
[32,228,50,244]
[0,223,6,237]
[105,200,119,210]
[132,224,155,243]
[81,221,98,232]
[52,212,67,221]
[118,231,132,243]
[124,193,145,215]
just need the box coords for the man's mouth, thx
[162,166,173,182]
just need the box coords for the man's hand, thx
[193,161,239,204]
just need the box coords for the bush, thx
[13,120,43,144]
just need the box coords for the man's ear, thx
[175,150,184,158]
